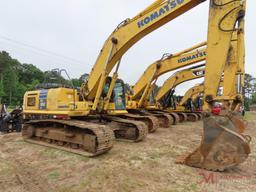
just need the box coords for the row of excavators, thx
[14,0,251,171]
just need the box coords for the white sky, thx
[0,0,255,95]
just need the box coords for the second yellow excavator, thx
[177,82,206,111]
[177,81,224,113]
[126,42,207,126]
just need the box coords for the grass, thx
[42,148,90,164]
[244,112,256,121]
[189,183,199,191]
[55,187,78,192]
[0,161,14,176]
[6,107,15,113]
[42,148,76,159]
[48,170,60,180]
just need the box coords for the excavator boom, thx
[203,0,245,107]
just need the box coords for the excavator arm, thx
[203,0,246,110]
[179,17,244,109]
[221,18,245,109]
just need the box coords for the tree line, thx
[0,51,83,106]
[244,73,256,110]
[0,51,256,109]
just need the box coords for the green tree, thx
[243,73,256,110]
[18,64,44,85]
[0,51,11,73]
[252,93,256,104]
[0,81,4,103]
[0,51,47,105]
[244,73,255,99]
[3,65,18,105]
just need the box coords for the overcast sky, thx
[0,0,255,94]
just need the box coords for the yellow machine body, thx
[24,88,90,117]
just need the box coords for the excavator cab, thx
[184,97,195,112]
[159,89,176,109]
[112,80,126,110]
[104,77,126,111]
[193,96,203,111]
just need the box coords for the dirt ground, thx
[0,112,255,192]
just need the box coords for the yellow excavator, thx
[150,65,205,122]
[126,42,207,126]
[177,82,206,111]
[22,0,250,171]
[177,81,224,113]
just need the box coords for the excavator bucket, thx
[176,113,250,171]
